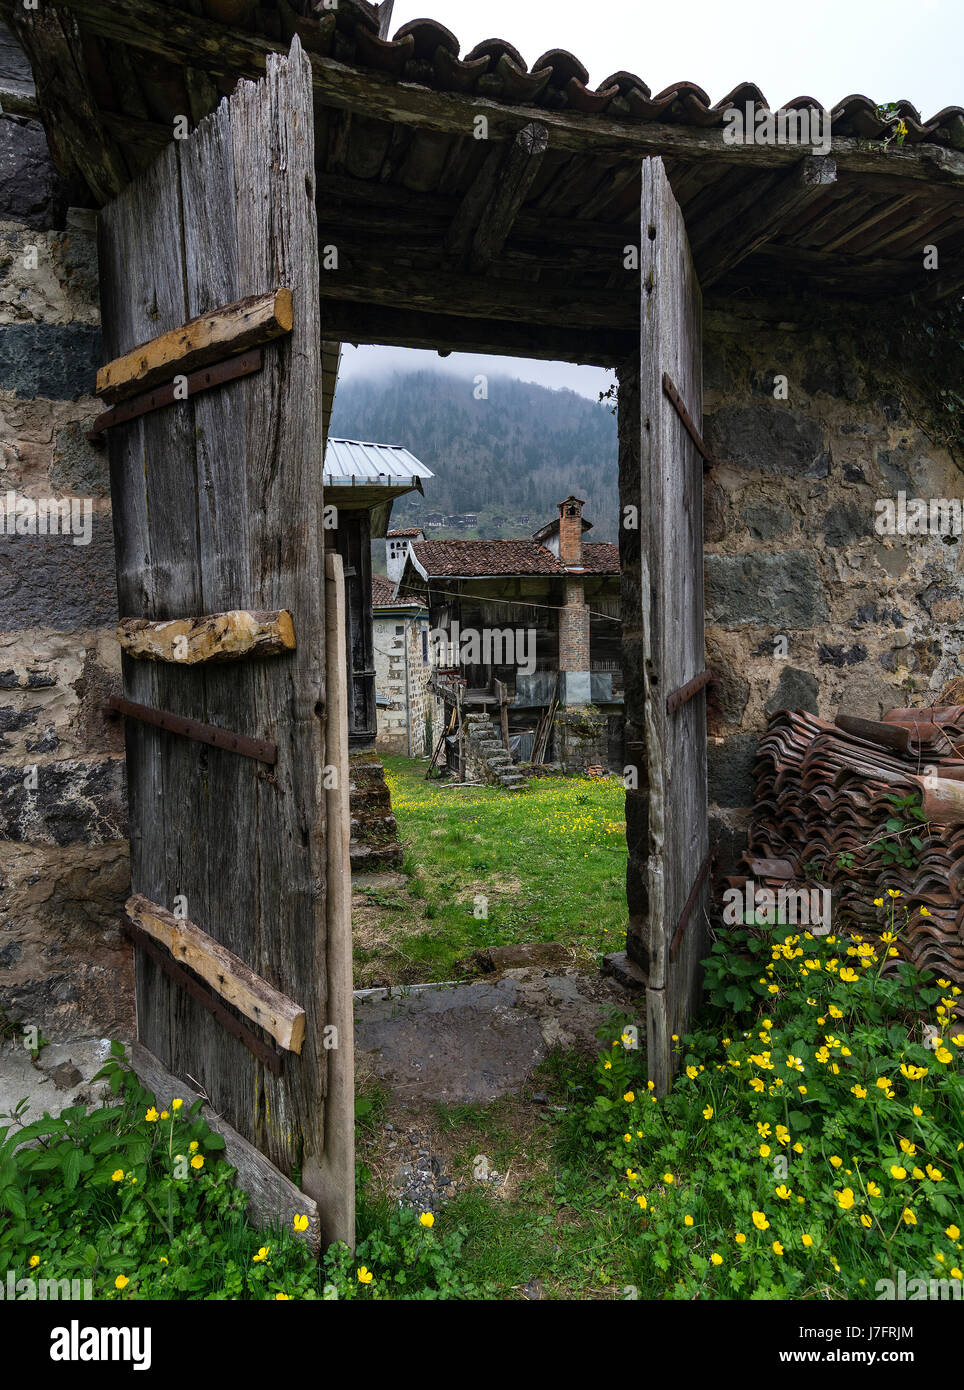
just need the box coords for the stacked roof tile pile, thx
[743,707,964,983]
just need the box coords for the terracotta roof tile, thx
[410,537,619,577]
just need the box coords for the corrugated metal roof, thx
[323,438,435,486]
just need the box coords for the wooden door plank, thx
[639,156,710,1094]
[117,609,296,663]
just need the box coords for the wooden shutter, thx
[638,157,710,1093]
[99,39,352,1243]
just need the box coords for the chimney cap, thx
[558,495,586,514]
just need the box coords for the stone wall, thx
[553,707,609,773]
[373,609,439,757]
[0,100,133,1040]
[701,294,963,873]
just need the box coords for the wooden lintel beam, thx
[96,288,293,404]
[695,156,838,289]
[321,299,632,366]
[126,894,307,1054]
[320,260,633,331]
[117,609,296,663]
[446,120,549,271]
[29,0,964,190]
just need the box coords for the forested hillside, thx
[329,370,618,538]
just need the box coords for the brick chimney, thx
[557,496,585,568]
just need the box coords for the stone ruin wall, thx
[701,298,963,874]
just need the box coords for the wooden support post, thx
[96,288,293,405]
[117,610,296,664]
[128,1041,322,1254]
[302,551,355,1249]
[496,678,510,751]
[126,894,306,1053]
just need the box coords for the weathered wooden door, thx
[638,157,710,1093]
[100,40,353,1244]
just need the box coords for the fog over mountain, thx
[329,370,619,540]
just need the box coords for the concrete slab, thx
[354,970,633,1104]
[0,1036,115,1121]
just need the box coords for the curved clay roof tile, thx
[393,17,460,58]
[353,26,415,76]
[713,82,768,110]
[565,77,621,113]
[496,52,553,102]
[464,37,527,69]
[532,48,590,88]
[599,71,652,101]
[332,0,380,36]
[432,44,491,93]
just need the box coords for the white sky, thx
[338,0,962,399]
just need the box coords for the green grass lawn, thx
[352,757,628,986]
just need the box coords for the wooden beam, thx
[446,121,548,271]
[694,156,838,288]
[128,1041,322,1254]
[126,894,307,1054]
[6,4,129,201]
[322,299,632,365]
[97,288,293,404]
[117,610,296,663]
[321,258,633,330]
[34,0,964,187]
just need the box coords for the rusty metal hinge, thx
[123,920,283,1074]
[670,849,714,962]
[662,373,717,471]
[666,667,712,715]
[105,694,277,765]
[88,349,264,440]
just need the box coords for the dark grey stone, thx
[743,501,792,540]
[764,666,819,716]
[854,603,904,628]
[0,322,101,400]
[822,502,869,548]
[876,446,917,494]
[0,115,76,231]
[802,353,861,402]
[0,757,127,845]
[50,421,110,497]
[707,733,758,808]
[704,405,829,478]
[818,643,868,667]
[705,552,828,627]
[708,813,750,876]
[0,518,117,629]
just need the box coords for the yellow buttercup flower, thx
[935,1047,953,1064]
[735,1232,747,1244]
[902,1208,917,1226]
[663,1172,674,1185]
[802,1234,813,1248]
[253,1247,270,1263]
[28,1255,40,1268]
[775,1184,792,1200]
[890,1166,907,1180]
[293,1214,309,1232]
[636,1195,647,1210]
[114,1275,129,1290]
[684,1215,694,1227]
[191,1155,204,1170]
[752,1211,769,1230]
[947,1225,961,1241]
[867,1182,881,1198]
[160,1111,169,1120]
[836,1188,855,1210]
[189,1140,199,1152]
[172,1098,183,1110]
[419,1212,435,1228]
[710,1252,723,1266]
[860,1215,872,1228]
[703,1105,714,1119]
[829,1155,843,1168]
[144,1108,159,1123]
[275,1292,291,1300]
[772,1240,784,1256]
[111,1168,124,1182]
[356,1266,373,1284]
[623,1092,635,1103]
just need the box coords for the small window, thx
[421,628,428,663]
[395,624,404,635]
